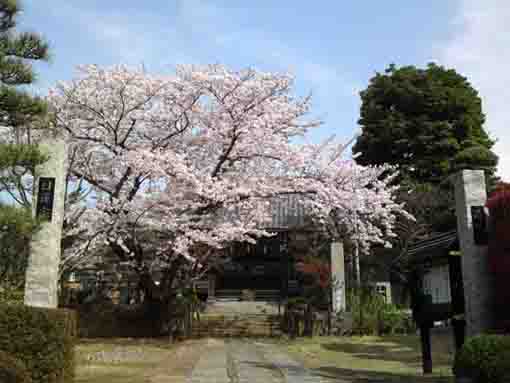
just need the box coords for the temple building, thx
[195,194,344,307]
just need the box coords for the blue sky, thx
[21,0,510,179]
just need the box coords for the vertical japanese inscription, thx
[36,177,55,221]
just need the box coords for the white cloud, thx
[439,0,510,181]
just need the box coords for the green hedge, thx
[0,305,77,383]
[0,350,32,383]
[0,285,25,305]
[77,299,162,338]
[454,335,510,383]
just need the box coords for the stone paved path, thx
[188,338,326,383]
[227,339,283,383]
[188,339,230,383]
[256,342,327,383]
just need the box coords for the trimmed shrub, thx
[453,335,510,383]
[0,305,77,383]
[77,299,161,338]
[0,350,32,383]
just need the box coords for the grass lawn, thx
[74,331,455,382]
[276,330,455,382]
[75,338,201,383]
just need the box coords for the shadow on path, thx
[321,342,422,367]
[320,333,454,373]
[308,366,452,383]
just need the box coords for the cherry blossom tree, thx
[48,64,410,305]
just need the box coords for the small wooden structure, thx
[407,231,466,374]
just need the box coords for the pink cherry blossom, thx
[49,64,411,276]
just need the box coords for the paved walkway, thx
[188,339,230,383]
[188,339,327,383]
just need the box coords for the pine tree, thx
[0,0,49,293]
[0,0,48,128]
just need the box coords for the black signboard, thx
[471,206,488,245]
[36,177,56,221]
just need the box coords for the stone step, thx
[191,332,281,337]
[194,324,280,328]
[194,324,281,329]
[193,323,280,327]
[190,334,282,339]
[190,312,283,338]
[215,289,281,301]
[193,325,281,330]
[192,322,281,328]
[192,328,280,332]
[198,314,280,319]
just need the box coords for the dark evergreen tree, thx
[0,0,48,129]
[0,0,49,204]
[353,64,500,301]
[0,0,49,295]
[353,63,498,184]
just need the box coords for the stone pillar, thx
[331,241,346,313]
[454,169,493,336]
[279,231,290,301]
[208,272,216,301]
[24,138,67,308]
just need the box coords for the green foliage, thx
[348,287,385,334]
[352,63,498,284]
[175,286,200,307]
[397,182,456,233]
[0,284,24,304]
[347,287,415,335]
[353,63,498,184]
[0,305,77,383]
[0,143,48,207]
[287,296,308,307]
[0,0,51,206]
[0,203,38,288]
[378,304,415,335]
[0,143,48,171]
[0,0,51,308]
[0,350,31,383]
[77,300,161,338]
[453,335,510,383]
[0,0,49,128]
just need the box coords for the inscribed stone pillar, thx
[24,138,67,308]
[454,169,493,336]
[331,241,346,313]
